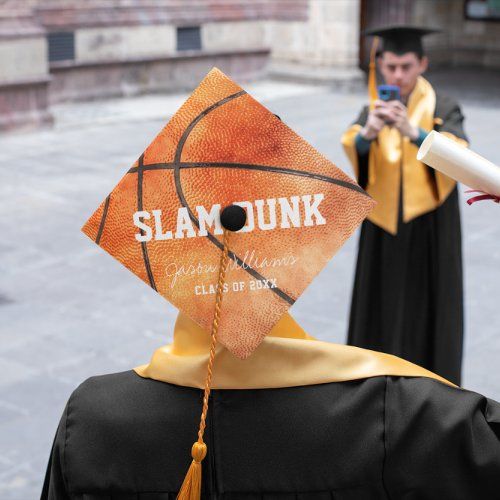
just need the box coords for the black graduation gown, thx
[348,94,467,385]
[41,370,500,499]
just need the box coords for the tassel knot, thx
[191,441,207,463]
[176,441,206,499]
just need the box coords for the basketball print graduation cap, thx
[83,68,374,359]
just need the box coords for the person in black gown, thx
[342,26,468,385]
[41,312,500,499]
[41,68,500,500]
[42,147,500,500]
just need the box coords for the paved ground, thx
[1,72,500,498]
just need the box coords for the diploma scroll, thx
[417,131,500,198]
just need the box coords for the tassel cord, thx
[177,229,231,500]
[197,229,231,443]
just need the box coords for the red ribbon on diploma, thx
[465,190,500,205]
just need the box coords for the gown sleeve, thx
[384,377,500,498]
[40,403,71,500]
[434,94,468,143]
[341,106,370,189]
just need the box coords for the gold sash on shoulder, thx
[135,312,455,389]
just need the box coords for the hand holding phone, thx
[360,86,402,140]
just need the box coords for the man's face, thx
[378,51,428,98]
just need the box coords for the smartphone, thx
[378,85,400,102]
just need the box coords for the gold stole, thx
[135,312,455,389]
[342,77,465,235]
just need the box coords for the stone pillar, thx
[268,0,364,86]
[0,2,52,131]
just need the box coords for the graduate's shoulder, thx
[434,91,464,118]
[57,373,205,490]
[386,375,500,427]
[385,376,500,495]
[67,369,192,419]
[71,369,152,399]
[329,343,496,415]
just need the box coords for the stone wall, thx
[0,0,363,130]
[411,0,500,69]
[0,4,52,131]
[32,0,360,91]
[36,1,290,103]
[49,49,270,102]
[34,0,308,27]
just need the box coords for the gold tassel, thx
[367,36,379,186]
[177,441,207,500]
[177,230,231,500]
[368,36,379,110]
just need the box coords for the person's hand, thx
[386,101,419,141]
[359,100,389,140]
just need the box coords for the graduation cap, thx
[364,24,441,56]
[82,67,374,498]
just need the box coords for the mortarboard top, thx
[82,67,374,360]
[364,25,441,56]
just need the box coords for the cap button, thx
[220,205,247,232]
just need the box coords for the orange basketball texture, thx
[82,67,375,359]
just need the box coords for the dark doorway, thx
[359,0,412,70]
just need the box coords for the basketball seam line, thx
[137,153,158,291]
[174,90,247,164]
[95,195,111,245]
[127,161,367,195]
[172,91,296,306]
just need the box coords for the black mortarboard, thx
[364,25,441,56]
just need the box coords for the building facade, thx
[0,0,499,132]
[0,0,362,131]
